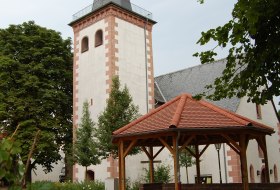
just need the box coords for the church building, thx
[68,0,280,185]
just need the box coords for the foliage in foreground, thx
[0,137,24,186]
[194,0,280,105]
[143,164,171,183]
[11,181,105,190]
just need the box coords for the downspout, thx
[223,143,228,183]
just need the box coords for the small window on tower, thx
[95,30,103,47]
[81,36,89,53]
[256,104,262,119]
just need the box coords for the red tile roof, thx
[113,94,274,136]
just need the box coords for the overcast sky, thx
[0,0,236,76]
[1,0,279,107]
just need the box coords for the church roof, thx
[113,94,274,138]
[154,59,241,112]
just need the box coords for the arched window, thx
[95,30,103,47]
[250,165,255,183]
[274,164,278,182]
[81,36,89,53]
[86,170,95,181]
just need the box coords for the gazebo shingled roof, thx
[113,94,274,190]
[113,94,273,138]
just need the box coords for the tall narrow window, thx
[95,30,103,47]
[81,36,89,53]
[256,104,262,119]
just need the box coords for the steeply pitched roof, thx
[154,59,241,112]
[113,94,273,137]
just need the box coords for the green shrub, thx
[24,181,105,190]
[143,164,171,183]
[126,178,141,190]
[26,181,55,190]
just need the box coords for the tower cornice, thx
[69,3,156,33]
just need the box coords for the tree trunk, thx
[186,166,189,183]
[85,166,87,182]
[26,162,32,184]
[21,130,40,188]
[65,156,73,181]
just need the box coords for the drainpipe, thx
[223,143,228,183]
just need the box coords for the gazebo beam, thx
[153,146,165,159]
[226,141,240,155]
[124,139,137,157]
[199,144,209,158]
[222,134,241,152]
[185,146,196,157]
[179,135,195,151]
[159,137,174,154]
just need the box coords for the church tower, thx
[69,0,156,181]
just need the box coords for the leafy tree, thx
[179,147,195,183]
[0,137,23,186]
[143,164,171,183]
[194,0,280,105]
[0,21,73,183]
[74,101,100,181]
[96,76,139,158]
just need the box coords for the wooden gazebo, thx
[112,94,274,190]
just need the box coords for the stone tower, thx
[69,0,156,181]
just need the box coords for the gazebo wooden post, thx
[149,146,155,183]
[118,143,122,190]
[173,134,179,190]
[239,134,249,190]
[118,140,126,190]
[195,144,201,184]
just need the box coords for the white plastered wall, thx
[75,19,109,182]
[235,97,280,183]
[115,18,148,115]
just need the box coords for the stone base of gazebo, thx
[140,183,280,190]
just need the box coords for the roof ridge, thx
[155,58,227,78]
[113,95,181,135]
[170,94,188,128]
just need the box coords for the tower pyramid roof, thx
[93,0,132,11]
